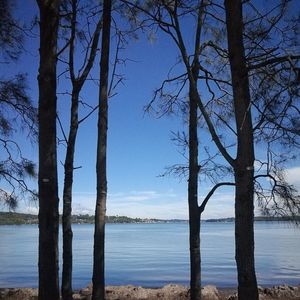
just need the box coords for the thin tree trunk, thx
[224,1,258,299]
[170,2,204,297]
[188,86,200,300]
[62,90,79,300]
[36,1,60,300]
[61,2,102,297]
[92,0,111,299]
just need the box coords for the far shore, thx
[1,211,299,225]
[1,284,300,300]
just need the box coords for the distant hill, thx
[0,212,39,225]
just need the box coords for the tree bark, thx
[224,1,259,299]
[188,87,201,300]
[92,0,111,299]
[36,1,60,300]
[166,3,202,298]
[62,88,79,300]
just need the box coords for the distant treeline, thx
[0,212,186,225]
[204,216,300,223]
[0,211,299,225]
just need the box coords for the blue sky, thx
[2,0,300,219]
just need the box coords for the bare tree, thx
[36,0,60,299]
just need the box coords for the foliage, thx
[134,0,300,220]
[0,212,165,225]
[0,211,38,225]
[0,0,37,210]
[0,0,23,61]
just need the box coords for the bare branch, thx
[248,55,300,71]
[199,182,235,214]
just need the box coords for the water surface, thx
[0,222,299,288]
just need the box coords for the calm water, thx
[0,222,299,288]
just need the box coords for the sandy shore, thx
[0,284,299,300]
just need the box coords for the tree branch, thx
[199,182,235,214]
[247,55,300,71]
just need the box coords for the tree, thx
[123,2,299,300]
[224,1,258,298]
[58,1,102,299]
[36,1,60,299]
[121,1,232,298]
[0,0,37,209]
[189,1,299,298]
[92,0,112,299]
[199,1,300,298]
[241,0,300,222]
[121,1,231,298]
[223,1,300,295]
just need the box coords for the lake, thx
[0,222,299,288]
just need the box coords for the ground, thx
[0,284,300,300]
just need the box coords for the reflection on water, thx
[0,222,299,288]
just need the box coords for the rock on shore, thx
[0,284,299,300]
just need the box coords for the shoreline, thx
[1,211,299,225]
[1,284,299,300]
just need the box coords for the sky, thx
[2,0,300,220]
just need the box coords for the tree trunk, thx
[36,1,60,300]
[62,89,79,300]
[92,0,111,299]
[61,1,101,297]
[188,87,201,300]
[224,1,258,299]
